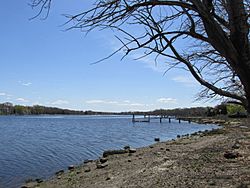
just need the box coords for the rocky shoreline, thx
[23,118,250,188]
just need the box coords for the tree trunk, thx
[227,0,250,113]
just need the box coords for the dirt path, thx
[24,119,250,188]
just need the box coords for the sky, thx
[0,1,216,112]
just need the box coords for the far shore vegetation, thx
[0,102,247,118]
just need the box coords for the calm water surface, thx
[0,115,218,188]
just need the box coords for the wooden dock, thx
[132,114,191,123]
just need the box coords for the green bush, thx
[226,104,246,115]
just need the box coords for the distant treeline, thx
[0,102,115,115]
[129,107,209,117]
[144,103,246,117]
[0,102,244,117]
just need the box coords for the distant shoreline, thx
[0,102,211,117]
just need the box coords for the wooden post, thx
[188,119,191,123]
[169,118,171,123]
[160,117,162,123]
[148,115,150,122]
[132,114,135,123]
[179,118,181,123]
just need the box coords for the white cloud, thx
[157,97,177,104]
[130,103,145,107]
[85,100,104,104]
[123,100,130,103]
[172,76,196,86]
[22,82,32,86]
[16,98,29,102]
[85,99,148,107]
[18,81,32,86]
[85,100,118,104]
[0,92,6,96]
[51,100,69,105]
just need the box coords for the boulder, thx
[224,151,240,159]
[154,138,160,142]
[68,165,75,171]
[96,163,108,169]
[124,145,130,150]
[84,167,91,172]
[232,143,240,149]
[100,157,108,164]
[84,159,93,164]
[35,178,43,183]
[129,148,136,153]
[103,149,128,157]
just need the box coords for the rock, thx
[84,167,91,172]
[76,171,81,174]
[166,148,170,151]
[68,165,75,171]
[55,170,64,176]
[213,120,226,124]
[208,181,216,186]
[96,163,108,169]
[229,122,241,126]
[239,126,249,129]
[129,148,136,153]
[124,145,130,150]
[22,181,38,188]
[35,178,43,183]
[154,138,160,142]
[154,152,162,156]
[191,132,198,136]
[106,177,111,181]
[224,151,240,159]
[84,159,93,164]
[163,157,169,161]
[150,146,154,148]
[100,157,108,164]
[232,143,240,149]
[103,149,128,157]
[177,135,181,138]
[57,176,61,179]
[128,159,132,162]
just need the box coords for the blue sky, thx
[0,1,215,112]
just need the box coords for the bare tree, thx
[31,0,250,112]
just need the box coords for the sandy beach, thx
[24,118,250,188]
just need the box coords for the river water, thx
[0,115,218,188]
